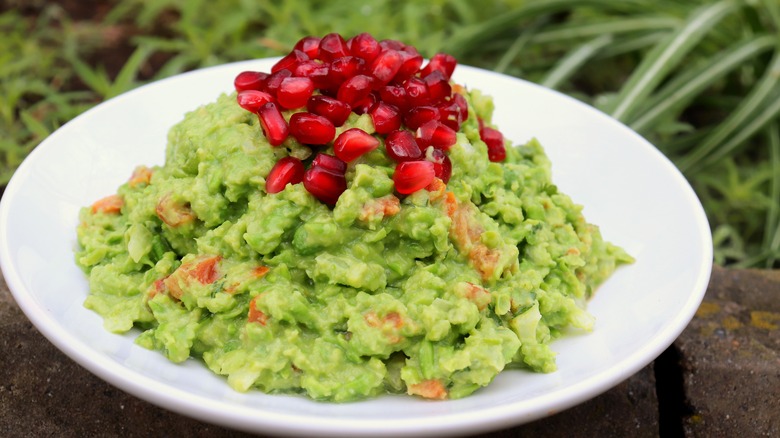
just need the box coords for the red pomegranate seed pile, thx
[232,33,507,205]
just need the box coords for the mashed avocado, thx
[76,85,632,402]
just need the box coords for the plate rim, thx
[0,59,713,436]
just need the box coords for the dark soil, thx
[3,0,174,81]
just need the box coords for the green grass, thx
[2,0,779,267]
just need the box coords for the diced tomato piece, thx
[128,166,153,187]
[425,178,447,201]
[248,296,268,325]
[364,311,404,343]
[155,193,196,227]
[225,265,270,294]
[408,379,448,400]
[90,195,123,214]
[163,255,222,300]
[458,282,492,311]
[164,275,184,300]
[468,246,502,281]
[190,255,222,284]
[358,195,401,222]
[383,311,403,329]
[147,278,168,300]
[253,266,270,277]
[444,192,457,218]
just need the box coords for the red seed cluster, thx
[233,32,506,205]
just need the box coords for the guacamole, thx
[76,47,631,402]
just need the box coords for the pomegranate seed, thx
[257,102,289,146]
[277,77,314,109]
[289,112,336,145]
[437,99,463,131]
[264,69,293,96]
[348,33,381,62]
[401,45,421,56]
[272,50,309,73]
[369,50,403,85]
[385,129,422,162]
[307,95,352,127]
[416,120,457,150]
[428,149,452,183]
[403,106,440,130]
[480,127,506,162]
[424,71,452,104]
[328,56,365,85]
[294,36,321,59]
[403,77,430,106]
[266,156,305,194]
[351,92,378,115]
[304,165,347,206]
[421,53,457,79]
[334,128,380,162]
[337,74,374,107]
[454,93,469,122]
[369,102,401,134]
[379,39,405,51]
[234,71,268,92]
[393,161,435,195]
[236,90,274,113]
[312,153,347,174]
[318,33,350,62]
[432,123,457,150]
[293,60,330,88]
[305,153,347,205]
[395,50,423,83]
[379,85,409,112]
[415,120,436,148]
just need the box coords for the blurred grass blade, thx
[540,35,613,90]
[107,45,154,98]
[697,91,780,170]
[608,0,738,122]
[766,123,780,267]
[597,31,667,58]
[680,48,780,172]
[760,0,780,30]
[711,225,746,265]
[19,110,51,141]
[530,16,679,44]
[495,16,550,74]
[68,55,112,98]
[630,35,776,132]
[444,0,646,55]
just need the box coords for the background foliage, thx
[1,0,778,267]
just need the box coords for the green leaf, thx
[530,16,679,45]
[444,0,648,55]
[540,34,613,90]
[680,47,780,172]
[108,45,154,98]
[608,0,739,122]
[630,35,776,132]
[765,123,780,267]
[68,55,112,98]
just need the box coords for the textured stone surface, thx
[484,365,659,437]
[676,266,780,437]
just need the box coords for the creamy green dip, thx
[76,88,632,401]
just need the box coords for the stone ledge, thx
[675,266,780,437]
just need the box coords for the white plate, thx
[0,59,712,436]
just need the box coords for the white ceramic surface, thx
[0,59,712,437]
